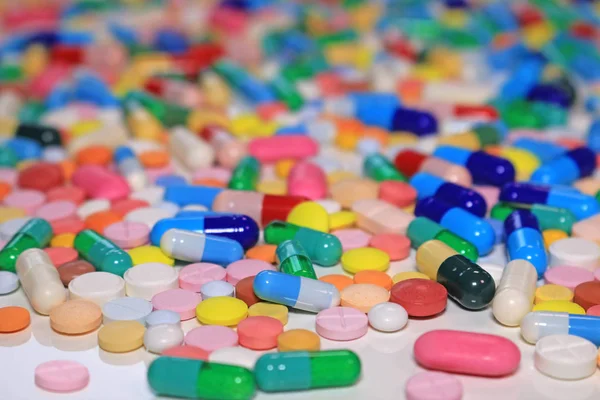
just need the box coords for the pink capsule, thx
[287,162,327,200]
[28,64,71,99]
[248,136,318,163]
[200,127,247,170]
[72,165,130,201]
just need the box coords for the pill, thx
[341,247,390,274]
[129,245,174,266]
[123,262,178,300]
[340,283,390,313]
[493,260,538,326]
[352,199,414,235]
[544,266,595,290]
[208,347,262,370]
[333,229,372,251]
[184,325,239,352]
[390,279,447,317]
[0,271,19,294]
[225,259,275,285]
[245,244,277,263]
[405,372,463,400]
[35,360,89,393]
[144,324,185,354]
[277,329,321,352]
[549,238,600,271]
[369,233,410,261]
[574,281,600,310]
[237,316,283,350]
[319,274,354,292]
[315,306,368,341]
[50,300,102,335]
[35,200,77,221]
[392,271,430,284]
[151,289,202,321]
[179,262,226,291]
[533,300,585,314]
[286,201,329,232]
[102,297,153,325]
[57,260,95,286]
[235,276,261,307]
[200,280,235,299]
[68,272,125,306]
[0,306,30,333]
[196,296,248,326]
[534,335,597,380]
[535,284,574,304]
[163,345,209,360]
[104,221,150,249]
[98,321,145,353]
[248,302,288,325]
[367,302,408,332]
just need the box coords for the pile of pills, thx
[1,0,600,399]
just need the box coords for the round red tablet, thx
[235,276,260,307]
[18,162,64,192]
[316,306,368,341]
[51,217,85,235]
[378,181,416,207]
[184,325,239,352]
[586,304,600,316]
[35,360,89,393]
[44,247,78,267]
[237,316,283,350]
[162,345,209,360]
[573,281,600,310]
[46,186,86,205]
[104,221,150,249]
[369,233,411,261]
[390,279,447,317]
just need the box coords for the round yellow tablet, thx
[543,229,568,249]
[392,271,430,284]
[341,248,390,274]
[278,329,321,352]
[533,300,585,315]
[196,297,248,326]
[0,207,26,223]
[535,284,574,304]
[257,180,287,195]
[128,245,174,266]
[287,201,329,233]
[98,321,145,353]
[51,233,75,248]
[248,302,288,325]
[329,211,356,230]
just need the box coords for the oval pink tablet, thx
[237,316,283,350]
[378,181,416,208]
[4,189,46,214]
[185,325,239,353]
[287,162,327,200]
[35,360,89,393]
[179,263,226,292]
[162,345,209,360]
[333,229,372,251]
[72,165,130,201]
[248,136,318,163]
[151,289,202,320]
[44,247,78,267]
[225,259,275,285]
[315,306,368,341]
[544,266,595,290]
[405,371,463,400]
[586,304,600,316]
[369,233,410,261]
[414,330,520,377]
[46,186,86,205]
[104,221,150,249]
[35,200,77,221]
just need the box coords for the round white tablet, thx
[143,324,184,354]
[0,271,19,294]
[200,280,235,299]
[0,217,31,241]
[76,199,110,220]
[68,272,125,306]
[102,297,153,325]
[208,346,262,369]
[145,310,181,327]
[535,334,597,380]
[478,263,505,288]
[549,238,600,271]
[314,199,341,214]
[155,201,179,215]
[123,262,178,300]
[181,205,208,212]
[130,186,165,206]
[367,302,408,332]
[125,207,175,229]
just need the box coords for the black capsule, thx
[15,124,62,147]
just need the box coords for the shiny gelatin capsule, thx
[160,229,244,265]
[228,156,260,190]
[393,149,472,186]
[437,123,506,149]
[148,356,255,400]
[406,217,478,261]
[276,240,317,279]
[264,221,342,267]
[363,153,406,182]
[390,107,438,136]
[530,147,596,185]
[254,350,361,392]
[521,312,600,346]
[492,259,538,327]
[0,218,52,272]
[113,145,147,191]
[73,230,133,276]
[416,240,495,310]
[491,202,575,234]
[504,210,547,277]
[512,138,565,163]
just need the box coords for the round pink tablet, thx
[315,306,368,341]
[35,200,77,221]
[179,263,226,292]
[225,259,276,285]
[405,371,463,400]
[46,186,86,205]
[369,233,410,261]
[586,304,600,316]
[151,289,202,320]
[4,189,46,214]
[192,167,232,183]
[0,168,17,185]
[237,316,283,350]
[162,345,209,360]
[378,181,416,208]
[44,247,78,267]
[333,229,372,251]
[34,360,89,393]
[104,221,150,249]
[51,217,85,235]
[184,325,239,352]
[544,266,595,290]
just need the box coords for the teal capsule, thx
[228,156,260,191]
[276,240,317,279]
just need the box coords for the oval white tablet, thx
[200,280,235,299]
[68,272,125,306]
[145,310,181,327]
[549,238,600,271]
[367,302,408,332]
[208,346,262,369]
[125,207,175,229]
[535,334,597,380]
[102,297,153,325]
[0,271,19,294]
[76,199,110,220]
[124,262,178,300]
[144,324,184,354]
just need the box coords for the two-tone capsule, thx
[160,229,243,265]
[406,217,478,261]
[228,156,260,190]
[512,137,565,163]
[410,172,487,217]
[437,122,506,149]
[530,147,596,185]
[491,202,575,234]
[363,153,406,182]
[0,218,52,272]
[521,312,600,346]
[276,240,317,279]
[393,149,472,186]
[504,210,547,277]
[74,230,133,276]
[492,259,538,326]
[113,145,148,191]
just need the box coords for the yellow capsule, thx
[535,284,574,304]
[353,47,373,71]
[275,160,296,179]
[0,118,18,137]
[329,211,356,230]
[200,74,231,109]
[497,147,540,181]
[51,233,76,248]
[523,21,555,50]
[230,114,261,138]
[187,110,230,132]
[438,131,480,150]
[327,171,358,185]
[411,64,445,81]
[127,108,163,141]
[70,120,103,137]
[22,44,48,78]
[256,180,287,195]
[388,133,419,146]
[543,229,568,249]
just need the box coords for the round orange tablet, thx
[76,145,112,166]
[84,210,122,234]
[245,244,276,264]
[59,160,76,182]
[49,300,102,335]
[277,329,321,352]
[341,284,391,313]
[319,274,353,292]
[139,150,170,168]
[0,182,12,201]
[0,306,31,333]
[354,270,393,290]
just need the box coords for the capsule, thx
[390,107,438,136]
[150,215,259,250]
[228,156,260,191]
[433,145,515,187]
[199,126,247,170]
[363,153,406,182]
[16,248,66,315]
[393,149,472,186]
[491,202,575,234]
[144,77,203,108]
[168,126,215,170]
[351,199,414,235]
[253,270,340,313]
[265,221,342,266]
[407,217,478,261]
[73,230,133,276]
[276,240,317,279]
[526,83,571,108]
[416,240,495,310]
[14,123,62,147]
[521,312,600,346]
[72,164,130,201]
[530,147,595,185]
[492,260,537,326]
[160,229,243,265]
[287,161,327,200]
[0,218,52,272]
[499,182,599,220]
[113,145,148,191]
[255,350,361,392]
[410,172,487,217]
[415,197,495,255]
[512,137,565,163]
[164,185,224,208]
[504,210,547,277]
[437,123,506,150]
[148,356,255,400]
[124,100,162,141]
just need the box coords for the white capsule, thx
[492,260,538,326]
[16,249,66,315]
[521,312,570,344]
[169,126,215,170]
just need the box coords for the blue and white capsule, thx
[530,147,596,185]
[160,229,243,265]
[114,146,148,191]
[410,172,487,217]
[253,270,340,313]
[504,210,547,277]
[521,312,600,346]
